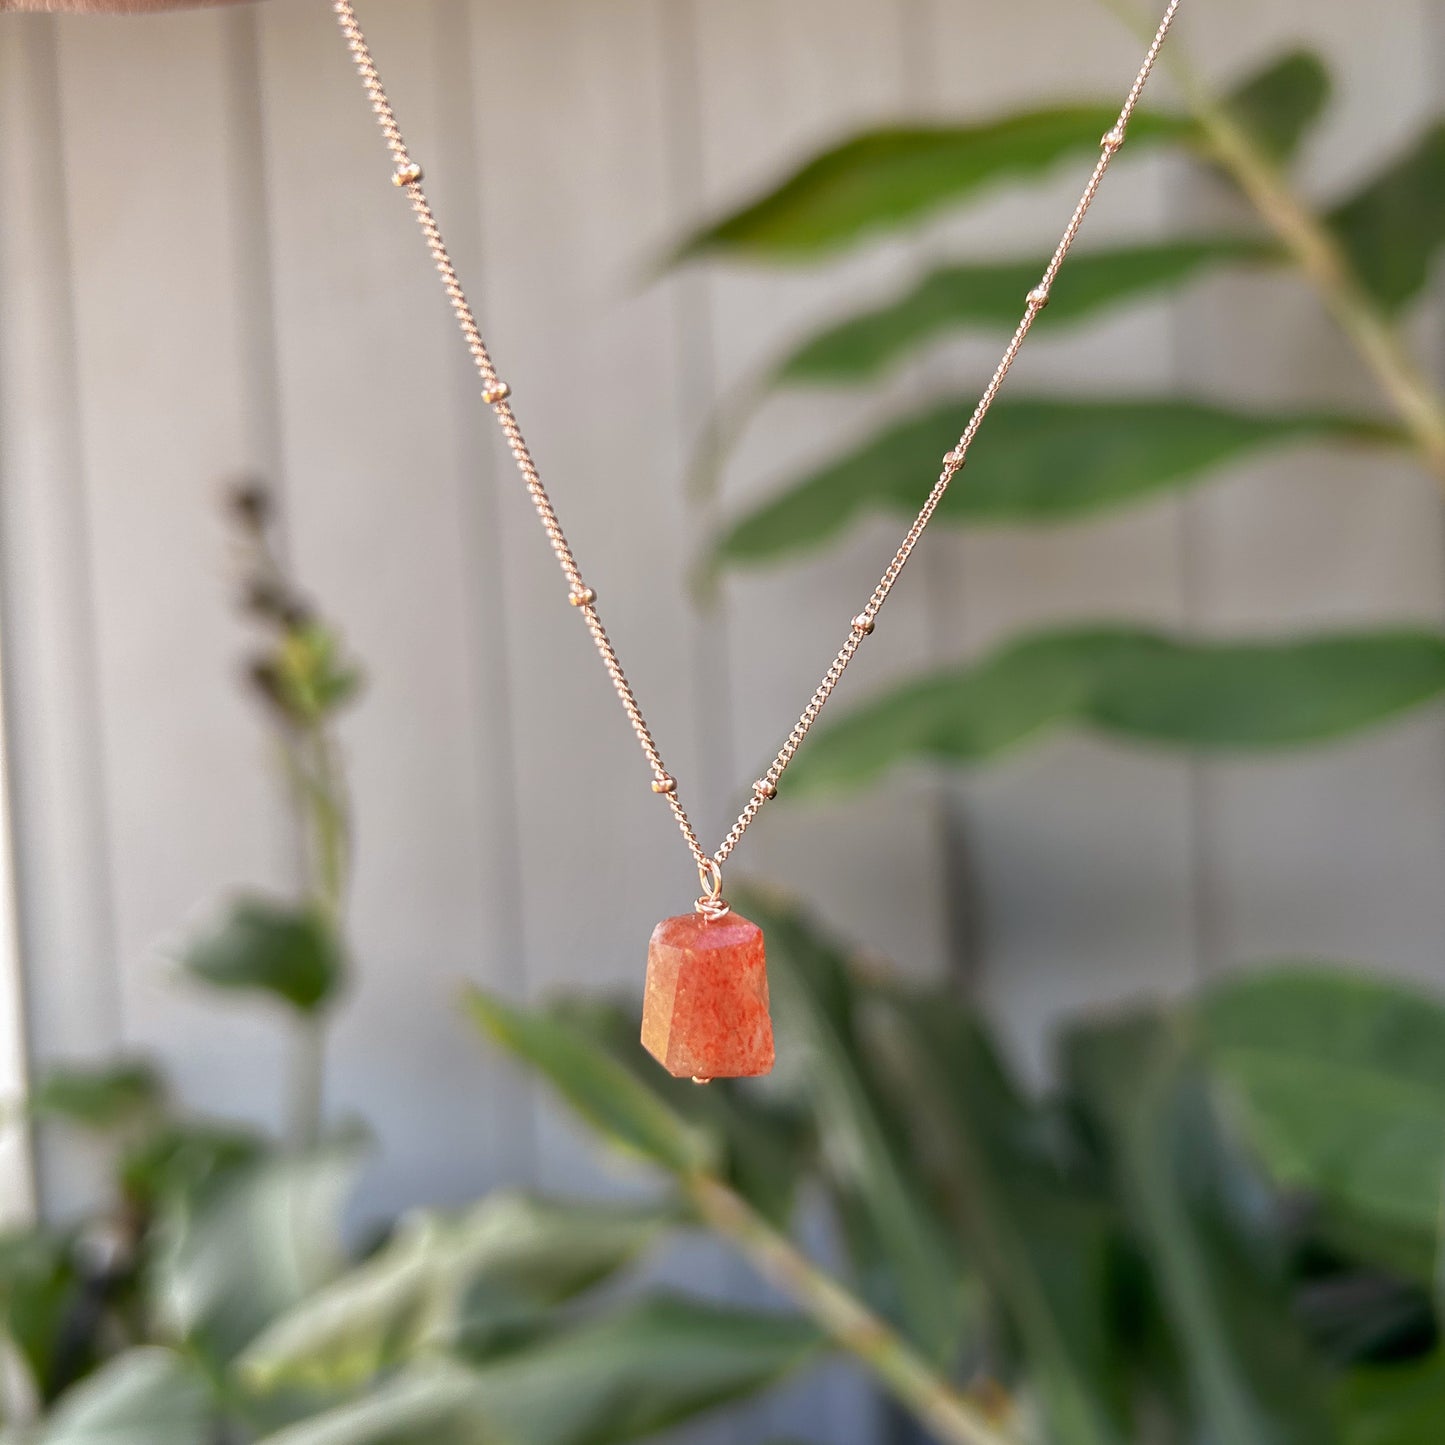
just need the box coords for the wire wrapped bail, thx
[694,858,730,922]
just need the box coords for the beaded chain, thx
[331,0,1183,906]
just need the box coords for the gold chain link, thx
[332,0,1182,882]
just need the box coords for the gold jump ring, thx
[694,859,730,921]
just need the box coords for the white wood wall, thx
[1,1,1442,1438]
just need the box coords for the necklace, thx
[331,0,1182,1082]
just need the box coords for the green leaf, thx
[717,397,1395,562]
[671,108,1193,264]
[240,1192,675,1392]
[258,621,364,727]
[736,890,967,1364]
[466,990,712,1177]
[36,1349,214,1445]
[1336,1354,1445,1445]
[25,1059,166,1132]
[0,1229,87,1404]
[1088,630,1445,747]
[1223,51,1331,166]
[256,1297,820,1445]
[550,996,810,1227]
[1329,122,1445,315]
[774,239,1272,386]
[1063,1011,1337,1445]
[885,997,1128,1445]
[1202,967,1445,1281]
[181,897,345,1014]
[149,1143,362,1365]
[118,1120,266,1211]
[471,1294,820,1445]
[783,625,1445,796]
[253,1363,498,1445]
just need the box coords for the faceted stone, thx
[641,911,774,1079]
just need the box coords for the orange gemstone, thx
[641,911,774,1079]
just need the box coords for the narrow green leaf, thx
[550,997,810,1227]
[181,897,345,1014]
[735,890,968,1365]
[671,108,1193,264]
[783,626,1445,796]
[1223,51,1331,166]
[1063,1012,1337,1445]
[885,997,1128,1445]
[1329,122,1445,315]
[25,1059,166,1132]
[149,1143,363,1366]
[36,1348,214,1445]
[1202,967,1445,1281]
[1090,630,1445,747]
[256,1297,820,1445]
[775,239,1272,385]
[718,398,1395,563]
[466,990,712,1177]
[240,1192,675,1392]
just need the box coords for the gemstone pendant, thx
[641,911,774,1081]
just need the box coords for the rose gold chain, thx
[331,0,1181,890]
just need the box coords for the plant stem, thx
[286,1010,326,1152]
[1100,0,1445,486]
[306,727,350,931]
[1186,95,1445,486]
[684,1172,1020,1445]
[284,724,349,1151]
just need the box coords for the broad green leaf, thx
[671,108,1193,264]
[783,626,1445,796]
[0,1229,88,1404]
[1063,1011,1337,1445]
[1202,967,1445,1280]
[240,1192,674,1392]
[717,398,1395,562]
[466,990,711,1176]
[257,1297,820,1445]
[182,897,345,1014]
[885,997,1127,1445]
[25,1059,166,1132]
[1329,122,1445,315]
[1336,1354,1445,1445]
[1223,51,1331,166]
[36,1348,214,1445]
[550,996,810,1227]
[736,890,967,1365]
[150,1142,362,1365]
[774,239,1272,386]
[118,1120,266,1211]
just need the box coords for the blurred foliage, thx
[687,48,1445,787]
[181,899,346,1016]
[475,890,1445,1445]
[0,493,819,1445]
